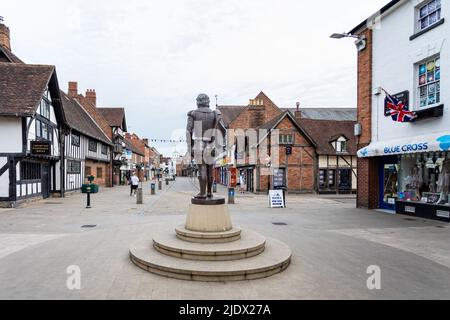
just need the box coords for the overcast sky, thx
[2,0,388,156]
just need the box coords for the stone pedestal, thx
[186,203,232,232]
[129,195,292,281]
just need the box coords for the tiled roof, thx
[61,91,112,145]
[217,105,246,127]
[98,107,127,130]
[0,45,24,63]
[284,108,357,121]
[124,137,145,156]
[0,62,54,116]
[300,119,357,155]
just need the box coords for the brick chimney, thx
[294,101,302,120]
[85,89,97,107]
[143,138,149,145]
[68,82,78,97]
[0,17,11,51]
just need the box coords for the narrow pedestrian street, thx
[0,177,449,299]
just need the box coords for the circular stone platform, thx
[153,229,265,261]
[130,236,291,281]
[175,225,242,243]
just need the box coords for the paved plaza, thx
[0,177,450,299]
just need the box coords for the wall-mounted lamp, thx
[330,32,367,52]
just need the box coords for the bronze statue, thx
[186,94,221,199]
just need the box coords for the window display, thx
[398,152,450,205]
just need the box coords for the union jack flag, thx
[384,90,417,122]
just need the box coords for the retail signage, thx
[269,190,285,208]
[384,90,409,116]
[405,206,416,213]
[31,141,51,155]
[436,210,450,219]
[357,132,450,158]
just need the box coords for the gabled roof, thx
[217,105,246,127]
[0,62,61,117]
[61,91,112,145]
[98,107,127,131]
[300,119,357,155]
[124,137,145,156]
[0,45,24,63]
[284,108,357,121]
[256,111,317,148]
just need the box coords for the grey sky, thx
[2,0,388,156]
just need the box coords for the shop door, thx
[379,156,398,210]
[42,164,50,199]
[338,169,351,193]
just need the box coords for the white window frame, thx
[415,54,441,110]
[416,0,442,32]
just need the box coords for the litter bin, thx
[228,187,235,204]
[150,183,156,195]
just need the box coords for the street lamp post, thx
[330,32,366,52]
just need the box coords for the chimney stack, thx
[295,102,302,120]
[68,82,78,97]
[85,89,97,107]
[0,17,11,51]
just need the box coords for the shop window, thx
[398,153,450,205]
[67,161,81,174]
[97,167,103,179]
[72,133,80,147]
[279,134,293,145]
[418,56,440,108]
[20,162,41,181]
[328,170,335,188]
[319,170,326,188]
[417,0,442,32]
[88,139,97,152]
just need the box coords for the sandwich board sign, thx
[269,190,285,208]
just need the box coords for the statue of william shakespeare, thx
[186,94,222,201]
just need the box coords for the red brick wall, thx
[357,157,379,209]
[356,28,378,208]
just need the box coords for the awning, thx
[357,132,450,158]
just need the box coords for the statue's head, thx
[196,94,210,108]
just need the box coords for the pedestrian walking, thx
[130,172,140,196]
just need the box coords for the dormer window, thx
[332,136,348,153]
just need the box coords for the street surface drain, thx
[403,218,417,221]
[81,225,97,228]
[272,222,288,226]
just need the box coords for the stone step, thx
[129,237,292,282]
[153,229,265,261]
[175,225,242,243]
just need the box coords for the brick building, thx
[350,0,450,222]
[217,92,357,194]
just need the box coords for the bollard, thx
[212,181,217,193]
[165,178,169,186]
[228,187,235,204]
[136,188,143,204]
[158,180,162,190]
[86,187,91,209]
[151,183,156,195]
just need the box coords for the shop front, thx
[358,133,450,222]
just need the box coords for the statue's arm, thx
[186,111,194,157]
